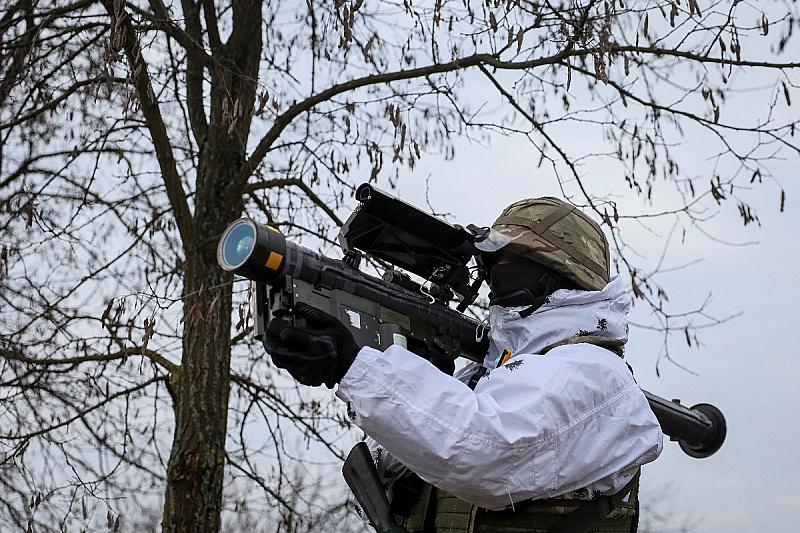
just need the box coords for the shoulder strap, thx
[540,335,626,357]
[467,366,488,390]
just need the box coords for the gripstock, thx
[217,183,726,459]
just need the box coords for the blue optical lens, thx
[221,221,256,269]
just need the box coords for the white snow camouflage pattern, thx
[337,276,663,511]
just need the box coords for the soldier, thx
[263,197,663,532]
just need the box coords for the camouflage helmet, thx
[489,197,610,291]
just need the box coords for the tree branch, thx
[0,345,179,375]
[234,48,573,190]
[4,375,164,441]
[99,0,197,252]
[244,177,344,226]
[137,0,212,67]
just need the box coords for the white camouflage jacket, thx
[336,276,663,511]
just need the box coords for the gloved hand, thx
[262,302,360,388]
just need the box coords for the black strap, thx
[467,366,487,390]
[391,474,426,518]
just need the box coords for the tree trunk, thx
[161,1,262,529]
[162,251,233,533]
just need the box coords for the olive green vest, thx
[397,470,639,533]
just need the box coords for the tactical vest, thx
[396,335,640,533]
[396,470,639,533]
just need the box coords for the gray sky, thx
[380,121,799,531]
[630,197,800,533]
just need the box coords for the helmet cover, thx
[490,197,610,291]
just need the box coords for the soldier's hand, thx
[262,302,360,388]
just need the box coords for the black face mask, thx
[489,261,575,309]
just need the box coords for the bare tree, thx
[1,0,797,532]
